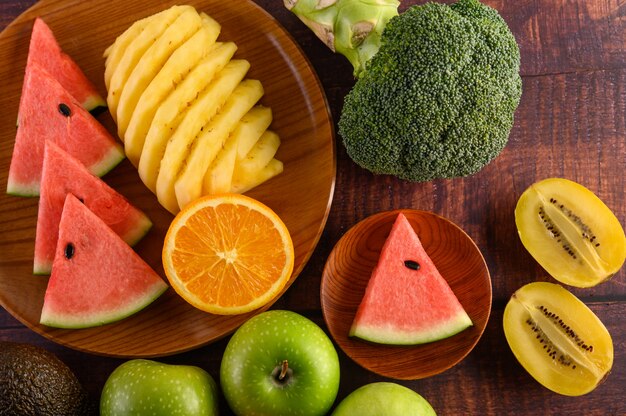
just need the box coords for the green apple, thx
[220,310,340,416]
[100,359,219,416]
[331,382,437,416]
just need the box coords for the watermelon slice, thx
[350,213,472,345]
[40,194,167,329]
[6,63,124,196]
[34,141,152,275]
[27,17,105,111]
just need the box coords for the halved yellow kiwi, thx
[515,178,626,287]
[503,282,613,396]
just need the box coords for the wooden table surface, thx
[1,0,624,415]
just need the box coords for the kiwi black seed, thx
[538,206,577,260]
[523,304,594,370]
[538,198,601,260]
[524,316,577,369]
[537,305,593,352]
[548,198,600,246]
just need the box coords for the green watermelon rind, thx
[78,144,126,181]
[6,144,125,198]
[5,180,39,198]
[122,215,154,246]
[39,281,167,329]
[81,95,108,114]
[350,312,473,345]
[32,266,50,277]
[32,263,50,277]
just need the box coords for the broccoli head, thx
[338,0,522,182]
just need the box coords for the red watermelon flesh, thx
[27,17,105,111]
[34,141,152,275]
[6,63,124,196]
[350,213,472,345]
[40,194,167,329]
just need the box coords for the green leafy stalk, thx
[284,0,399,77]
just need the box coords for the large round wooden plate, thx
[321,210,491,380]
[0,0,335,357]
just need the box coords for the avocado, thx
[0,342,95,415]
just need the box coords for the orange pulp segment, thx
[162,193,294,315]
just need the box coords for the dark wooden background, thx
[1,0,625,414]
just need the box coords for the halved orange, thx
[162,193,294,315]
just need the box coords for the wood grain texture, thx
[321,210,491,380]
[0,0,335,356]
[1,0,625,414]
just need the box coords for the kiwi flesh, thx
[503,282,613,396]
[515,177,626,287]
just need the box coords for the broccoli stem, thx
[284,0,399,78]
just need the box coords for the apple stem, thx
[270,360,293,387]
[279,360,289,380]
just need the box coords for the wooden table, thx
[1,1,624,414]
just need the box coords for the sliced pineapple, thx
[105,16,154,89]
[234,130,281,180]
[103,8,174,88]
[235,106,273,160]
[116,8,203,138]
[231,159,284,194]
[173,80,264,212]
[203,132,240,195]
[107,5,190,124]
[104,5,285,211]
[203,105,272,194]
[156,60,251,213]
[124,15,221,166]
[137,42,237,192]
[231,130,283,193]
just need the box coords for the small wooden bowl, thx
[321,209,492,380]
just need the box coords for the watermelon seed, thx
[404,260,420,270]
[58,103,72,117]
[64,243,75,260]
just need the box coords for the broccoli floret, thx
[338,0,522,182]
